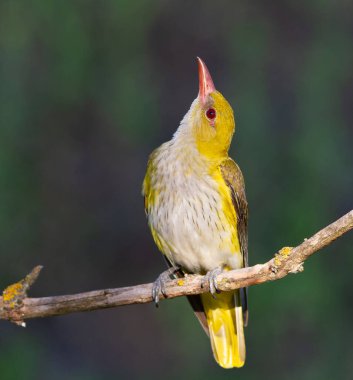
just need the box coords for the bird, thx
[142,57,248,369]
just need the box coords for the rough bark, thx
[1,210,352,325]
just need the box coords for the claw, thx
[152,266,180,306]
[152,276,166,305]
[201,267,223,297]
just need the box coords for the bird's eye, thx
[206,108,216,120]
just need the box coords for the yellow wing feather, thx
[199,160,247,368]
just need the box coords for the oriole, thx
[143,58,248,369]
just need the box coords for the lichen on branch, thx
[0,210,352,324]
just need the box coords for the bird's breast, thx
[145,145,241,274]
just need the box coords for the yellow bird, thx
[143,58,248,369]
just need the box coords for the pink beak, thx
[197,57,216,104]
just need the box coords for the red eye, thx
[206,108,216,120]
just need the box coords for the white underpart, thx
[147,101,242,274]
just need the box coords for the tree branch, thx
[1,210,353,325]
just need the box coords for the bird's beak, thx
[197,57,216,105]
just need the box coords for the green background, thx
[0,1,353,379]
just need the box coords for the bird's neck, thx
[170,116,227,173]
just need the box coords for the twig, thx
[1,210,352,324]
[2,266,43,326]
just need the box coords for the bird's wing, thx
[143,150,156,216]
[220,158,249,325]
[189,158,250,334]
[220,158,248,267]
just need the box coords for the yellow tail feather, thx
[201,291,245,369]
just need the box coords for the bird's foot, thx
[152,266,180,306]
[201,266,224,297]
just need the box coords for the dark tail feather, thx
[240,287,248,327]
[187,295,209,336]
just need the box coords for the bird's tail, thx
[200,290,245,368]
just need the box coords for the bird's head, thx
[187,57,235,160]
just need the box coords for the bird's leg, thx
[201,266,224,297]
[152,266,181,306]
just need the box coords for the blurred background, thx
[0,1,353,379]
